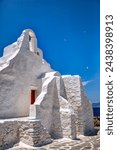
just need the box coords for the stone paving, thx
[10,134,100,150]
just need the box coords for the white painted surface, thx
[62,75,94,136]
[0,29,94,141]
[0,29,52,118]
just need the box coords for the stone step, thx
[19,120,52,147]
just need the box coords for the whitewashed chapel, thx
[0,29,94,149]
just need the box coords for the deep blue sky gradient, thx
[0,0,100,102]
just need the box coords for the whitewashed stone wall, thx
[0,29,52,118]
[0,121,19,150]
[80,84,94,135]
[19,120,52,147]
[0,119,52,150]
[62,75,94,136]
[0,29,94,146]
[30,72,76,139]
[59,96,76,139]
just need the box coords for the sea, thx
[93,102,100,117]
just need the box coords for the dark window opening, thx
[29,35,31,42]
[36,52,40,55]
[31,90,36,104]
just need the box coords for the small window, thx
[36,52,40,55]
[31,90,36,104]
[29,35,31,42]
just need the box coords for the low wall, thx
[0,119,52,150]
[0,121,19,150]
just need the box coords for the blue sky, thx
[0,0,100,103]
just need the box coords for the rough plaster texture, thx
[62,75,94,136]
[31,71,76,139]
[19,120,52,147]
[0,29,52,118]
[0,119,52,150]
[0,29,94,148]
[0,121,19,150]
[59,97,76,139]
